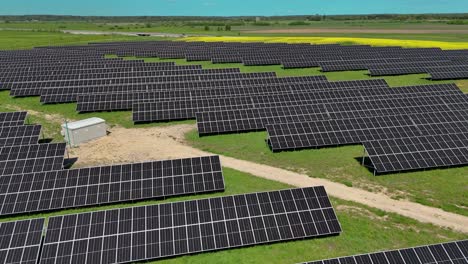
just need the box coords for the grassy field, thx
[0,167,464,264]
[0,28,467,262]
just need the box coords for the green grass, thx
[0,167,464,264]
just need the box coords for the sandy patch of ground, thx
[245,28,468,34]
[68,124,468,233]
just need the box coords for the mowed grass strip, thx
[0,168,464,264]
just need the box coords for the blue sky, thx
[2,0,468,16]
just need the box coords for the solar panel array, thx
[0,155,224,216]
[0,218,45,264]
[1,41,468,175]
[0,143,65,175]
[267,110,468,149]
[364,132,468,173]
[39,187,341,264]
[196,84,462,135]
[0,111,27,127]
[302,240,468,264]
[0,125,41,147]
[3,41,463,262]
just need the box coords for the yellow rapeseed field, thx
[183,36,468,50]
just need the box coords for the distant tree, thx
[145,23,152,28]
[217,26,222,31]
[4,20,10,23]
[225,25,231,31]
[204,25,209,31]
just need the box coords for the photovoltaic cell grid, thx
[196,84,464,135]
[132,79,391,122]
[301,240,468,264]
[430,71,468,80]
[39,187,341,264]
[0,112,27,127]
[0,143,65,175]
[267,110,468,151]
[0,125,41,147]
[76,75,331,112]
[11,72,277,90]
[364,132,468,173]
[39,75,302,104]
[0,155,224,216]
[2,68,241,85]
[0,218,44,264]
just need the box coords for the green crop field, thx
[0,21,467,263]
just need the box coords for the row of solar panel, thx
[33,75,327,103]
[78,79,385,113]
[2,68,241,84]
[0,186,341,264]
[1,198,466,264]
[8,72,278,97]
[302,240,468,264]
[134,83,459,123]
[8,72,277,91]
[0,155,225,216]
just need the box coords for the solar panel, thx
[3,68,241,86]
[133,79,390,123]
[0,218,45,264]
[39,186,341,264]
[0,125,41,147]
[267,110,468,151]
[0,112,27,127]
[76,76,330,112]
[0,156,224,216]
[301,240,468,264]
[364,132,468,173]
[11,72,277,93]
[0,143,65,175]
[196,84,464,135]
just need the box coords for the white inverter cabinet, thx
[61,117,107,146]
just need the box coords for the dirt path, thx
[245,28,468,34]
[69,124,468,233]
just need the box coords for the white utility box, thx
[61,118,107,146]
